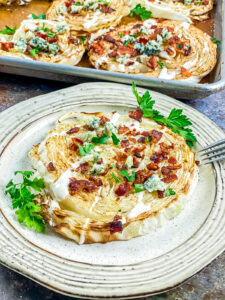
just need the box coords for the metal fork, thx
[199,139,225,164]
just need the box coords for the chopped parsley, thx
[0,25,17,35]
[109,164,116,168]
[129,4,152,21]
[157,61,164,69]
[29,48,40,57]
[98,0,110,6]
[176,44,182,50]
[211,37,221,46]
[132,82,197,147]
[5,171,45,232]
[119,32,123,38]
[134,184,144,193]
[92,133,110,144]
[78,143,94,156]
[31,12,46,19]
[165,188,176,197]
[121,170,135,182]
[112,132,120,145]
[111,173,120,183]
[79,36,87,43]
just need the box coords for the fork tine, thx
[202,150,225,161]
[199,138,225,152]
[201,144,225,156]
[202,155,225,165]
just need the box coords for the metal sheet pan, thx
[0,0,224,100]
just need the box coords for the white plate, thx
[0,82,224,299]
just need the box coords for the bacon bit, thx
[157,190,164,198]
[47,162,55,172]
[129,107,143,122]
[1,42,14,51]
[109,215,123,234]
[151,130,163,142]
[159,143,170,154]
[132,24,142,29]
[132,156,140,168]
[69,137,83,151]
[69,178,97,194]
[161,166,172,176]
[147,162,159,171]
[184,46,191,56]
[48,37,58,44]
[124,147,131,153]
[104,35,116,43]
[141,131,151,137]
[137,37,148,44]
[166,47,174,56]
[109,50,119,58]
[134,153,141,158]
[89,177,103,186]
[99,115,110,125]
[80,162,90,174]
[90,43,104,55]
[202,0,209,4]
[195,160,200,166]
[126,61,135,66]
[150,153,165,163]
[135,169,153,184]
[167,27,174,33]
[166,164,182,170]
[115,152,128,163]
[132,145,146,153]
[151,25,157,29]
[66,127,80,134]
[65,0,74,7]
[121,164,128,171]
[147,56,157,70]
[83,124,95,131]
[168,36,180,46]
[101,4,115,13]
[115,182,130,197]
[137,136,146,143]
[168,156,177,164]
[181,67,192,78]
[121,140,130,148]
[118,125,129,134]
[162,174,178,183]
[128,137,136,143]
[117,44,138,57]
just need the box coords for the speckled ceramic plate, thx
[0,82,224,299]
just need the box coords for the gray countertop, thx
[0,72,224,300]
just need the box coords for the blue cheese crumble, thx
[144,175,165,192]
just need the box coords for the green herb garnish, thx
[112,132,120,145]
[31,12,46,19]
[0,25,17,35]
[109,164,116,168]
[211,37,221,46]
[92,133,110,145]
[78,143,94,156]
[132,82,197,147]
[79,36,87,43]
[5,171,45,232]
[129,4,152,21]
[146,136,152,142]
[165,188,176,197]
[119,32,123,38]
[134,184,144,193]
[30,48,40,57]
[47,32,56,38]
[98,0,110,5]
[158,61,164,69]
[195,1,202,4]
[111,173,120,183]
[176,44,182,50]
[121,170,135,182]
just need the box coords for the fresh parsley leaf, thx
[47,32,55,38]
[31,12,46,19]
[146,136,152,142]
[211,37,221,46]
[75,1,82,5]
[121,170,135,182]
[92,133,110,144]
[134,184,144,193]
[29,48,40,57]
[158,61,164,69]
[77,143,94,156]
[79,36,86,43]
[119,32,123,38]
[5,171,45,232]
[176,44,182,50]
[0,25,17,35]
[111,173,120,183]
[118,209,122,212]
[109,164,116,168]
[165,188,176,197]
[112,133,120,145]
[195,1,202,4]
[98,0,110,5]
[129,4,152,21]
[132,82,197,147]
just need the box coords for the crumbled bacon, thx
[89,43,104,55]
[121,140,130,148]
[141,131,151,137]
[202,0,209,4]
[117,44,138,57]
[69,178,98,194]
[137,136,146,143]
[109,215,123,234]
[151,25,157,29]
[161,166,172,176]
[151,130,163,142]
[168,156,177,164]
[48,37,58,44]
[109,50,119,58]
[195,160,200,165]
[66,127,80,134]
[134,169,153,184]
[47,162,55,172]
[137,37,148,44]
[129,107,143,122]
[104,35,116,43]
[162,174,178,183]
[147,162,159,171]
[134,153,141,158]
[118,125,130,134]
[115,152,128,163]
[79,162,90,174]
[132,24,142,29]
[147,56,157,70]
[101,4,115,13]
[184,46,191,56]
[159,142,170,154]
[150,153,166,164]
[115,182,130,197]
[89,177,103,186]
[166,47,174,56]
[181,67,192,77]
[100,115,110,125]
[157,190,164,198]
[69,137,83,151]
[1,42,14,51]
[132,145,146,153]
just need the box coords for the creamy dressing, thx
[83,12,101,29]
[128,192,150,219]
[158,67,176,80]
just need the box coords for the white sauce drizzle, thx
[128,192,150,219]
